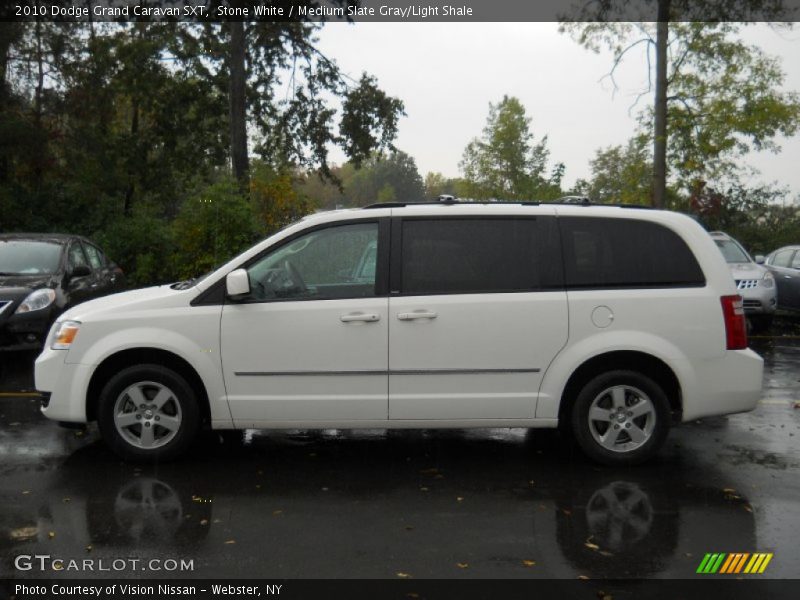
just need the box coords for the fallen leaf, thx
[74,431,84,437]
[48,531,55,539]
[396,572,411,578]
[456,497,464,502]
[522,560,536,567]
[456,562,469,569]
[272,510,283,516]
[86,545,92,552]
[213,519,222,524]
[21,491,31,495]
[743,504,753,513]
[9,527,38,541]
[723,488,736,493]
[598,550,614,557]
[224,540,236,545]
[562,509,572,516]
[577,575,590,580]
[585,542,600,551]
[200,519,209,526]
[419,487,429,492]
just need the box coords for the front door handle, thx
[340,312,380,323]
[397,310,438,321]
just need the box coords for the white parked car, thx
[35,202,763,465]
[709,231,777,332]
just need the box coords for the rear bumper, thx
[681,349,763,421]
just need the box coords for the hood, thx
[727,262,768,280]
[0,273,57,291]
[59,284,197,322]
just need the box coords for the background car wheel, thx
[571,370,671,466]
[97,365,200,462]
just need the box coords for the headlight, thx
[761,271,775,288]
[51,320,81,350]
[15,288,56,314]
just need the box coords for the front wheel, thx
[570,370,671,466]
[97,365,200,462]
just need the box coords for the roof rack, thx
[362,196,654,210]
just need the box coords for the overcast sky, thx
[315,22,800,199]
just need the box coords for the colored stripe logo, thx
[696,553,773,574]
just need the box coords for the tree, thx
[346,151,425,205]
[176,13,405,188]
[582,136,653,204]
[562,6,799,206]
[459,96,563,200]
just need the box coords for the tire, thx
[570,370,671,466]
[97,364,200,462]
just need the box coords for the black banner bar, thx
[3,579,800,600]
[3,0,800,23]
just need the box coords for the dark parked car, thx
[0,233,125,351]
[763,245,800,311]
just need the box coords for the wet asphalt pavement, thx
[0,333,799,581]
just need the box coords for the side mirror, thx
[226,268,250,297]
[754,255,765,264]
[69,265,92,279]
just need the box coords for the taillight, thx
[721,295,747,350]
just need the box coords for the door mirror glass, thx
[754,255,765,264]
[226,269,251,297]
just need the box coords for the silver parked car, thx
[764,245,800,312]
[709,232,777,331]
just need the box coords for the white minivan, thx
[35,201,763,465]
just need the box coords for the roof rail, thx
[361,197,655,210]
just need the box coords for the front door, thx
[221,219,389,426]
[388,216,568,420]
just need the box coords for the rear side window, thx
[400,218,544,295]
[560,217,705,289]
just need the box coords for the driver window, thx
[246,222,379,301]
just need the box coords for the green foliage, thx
[688,182,800,254]
[295,151,425,209]
[171,177,258,281]
[459,96,564,200]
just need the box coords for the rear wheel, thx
[97,365,200,462]
[571,370,670,466]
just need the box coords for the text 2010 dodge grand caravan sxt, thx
[35,202,763,465]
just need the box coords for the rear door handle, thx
[397,310,438,320]
[340,312,380,323]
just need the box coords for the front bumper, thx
[0,308,55,351]
[35,346,93,423]
[736,282,777,315]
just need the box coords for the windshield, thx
[714,239,750,264]
[0,240,63,275]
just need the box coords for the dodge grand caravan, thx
[35,202,763,465]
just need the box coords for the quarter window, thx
[400,219,541,295]
[83,244,104,270]
[560,217,705,288]
[246,222,379,301]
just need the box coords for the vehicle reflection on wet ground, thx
[0,335,798,579]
